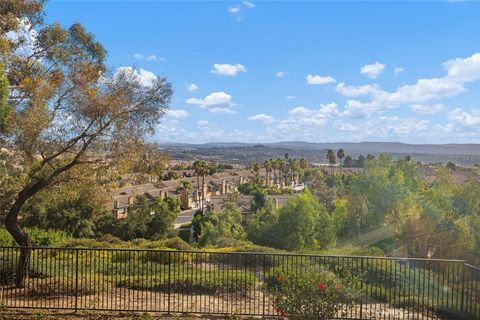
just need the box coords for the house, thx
[109,183,166,219]
[108,170,255,219]
[207,194,293,216]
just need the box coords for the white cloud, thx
[361,61,386,78]
[249,113,274,123]
[336,82,380,97]
[443,53,480,82]
[410,104,445,115]
[186,83,199,92]
[342,100,380,118]
[211,63,247,76]
[375,116,430,135]
[114,67,157,87]
[340,53,480,118]
[243,1,256,8]
[286,96,296,100]
[306,74,336,85]
[165,109,188,119]
[209,107,237,114]
[333,120,359,132]
[197,120,211,127]
[394,67,405,76]
[133,53,144,60]
[133,53,165,62]
[276,71,289,78]
[280,103,339,128]
[228,5,241,13]
[186,91,236,113]
[448,108,480,127]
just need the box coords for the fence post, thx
[262,254,266,318]
[167,251,171,314]
[460,263,466,316]
[360,258,364,319]
[74,249,79,312]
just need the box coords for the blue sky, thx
[45,1,480,144]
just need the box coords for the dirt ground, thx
[0,310,248,320]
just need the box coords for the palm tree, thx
[263,159,272,186]
[272,158,281,184]
[289,158,299,185]
[337,149,345,172]
[252,162,261,184]
[199,161,209,212]
[327,149,336,174]
[192,160,202,207]
[299,158,308,183]
[181,180,191,190]
[180,180,192,209]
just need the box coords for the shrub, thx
[117,269,256,294]
[267,268,358,320]
[27,228,70,247]
[0,228,14,246]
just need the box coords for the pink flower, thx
[335,283,341,289]
[317,282,325,290]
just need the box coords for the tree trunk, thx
[201,174,205,213]
[5,193,33,288]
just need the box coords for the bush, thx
[27,228,70,247]
[117,269,256,294]
[267,268,358,320]
[0,228,14,246]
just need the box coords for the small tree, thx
[446,161,457,171]
[337,149,345,172]
[327,149,336,174]
[1,1,172,287]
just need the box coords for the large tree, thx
[0,1,172,287]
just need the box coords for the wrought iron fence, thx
[0,246,478,319]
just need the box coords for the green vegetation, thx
[268,267,358,320]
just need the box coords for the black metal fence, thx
[0,246,478,319]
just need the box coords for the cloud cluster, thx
[306,74,336,85]
[228,1,255,21]
[249,113,274,124]
[165,109,188,119]
[360,62,385,78]
[186,83,199,92]
[339,53,480,118]
[186,91,237,113]
[410,104,445,115]
[133,53,165,62]
[211,63,247,76]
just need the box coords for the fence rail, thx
[0,246,478,319]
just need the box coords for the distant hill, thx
[158,141,480,165]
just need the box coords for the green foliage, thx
[95,196,178,241]
[26,228,70,247]
[247,189,334,251]
[0,62,10,133]
[0,228,14,246]
[198,208,245,247]
[276,189,334,250]
[247,201,280,247]
[117,268,256,294]
[0,227,70,247]
[268,268,357,320]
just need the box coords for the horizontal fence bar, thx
[0,246,477,319]
[0,246,467,263]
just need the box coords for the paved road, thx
[174,209,197,229]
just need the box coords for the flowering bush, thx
[269,269,358,320]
